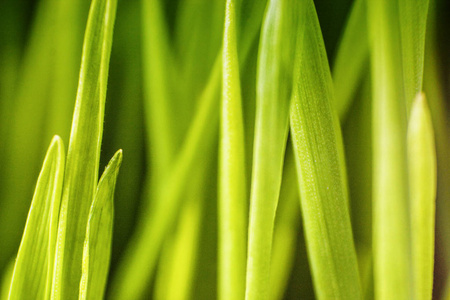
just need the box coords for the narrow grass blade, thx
[423,0,450,274]
[269,147,300,300]
[332,0,369,120]
[245,0,302,298]
[8,136,65,300]
[398,0,430,110]
[218,0,247,299]
[368,0,411,297]
[407,93,436,300]
[51,0,118,298]
[289,0,361,298]
[79,150,122,300]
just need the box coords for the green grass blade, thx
[398,0,430,110]
[51,0,118,298]
[332,0,369,120]
[368,0,411,297]
[269,147,300,300]
[79,150,122,300]
[219,0,247,299]
[245,0,302,298]
[8,136,65,300]
[407,93,436,300]
[289,0,361,298]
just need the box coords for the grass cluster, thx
[0,0,449,299]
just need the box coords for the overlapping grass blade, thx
[51,0,118,298]
[8,136,65,300]
[368,0,430,297]
[245,0,302,298]
[79,150,122,300]
[289,0,361,298]
[407,93,436,300]
[218,0,247,299]
[332,0,369,120]
[269,147,300,300]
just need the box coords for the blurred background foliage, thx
[1,0,450,298]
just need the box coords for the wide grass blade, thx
[8,136,65,300]
[289,0,361,298]
[332,0,369,120]
[245,0,302,298]
[219,0,247,299]
[407,94,436,300]
[51,0,118,298]
[79,150,122,300]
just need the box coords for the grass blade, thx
[79,150,122,300]
[368,0,410,297]
[51,0,118,298]
[245,0,302,298]
[8,136,65,300]
[407,93,436,300]
[218,0,247,299]
[289,0,361,298]
[332,0,369,120]
[269,147,300,300]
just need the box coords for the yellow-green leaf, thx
[407,93,436,300]
[289,0,361,298]
[218,0,247,299]
[51,0,118,298]
[79,150,122,300]
[8,136,65,300]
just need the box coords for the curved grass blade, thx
[245,0,302,298]
[332,0,369,120]
[79,150,122,300]
[51,0,118,298]
[218,0,247,299]
[8,136,65,300]
[289,0,361,298]
[407,93,436,300]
